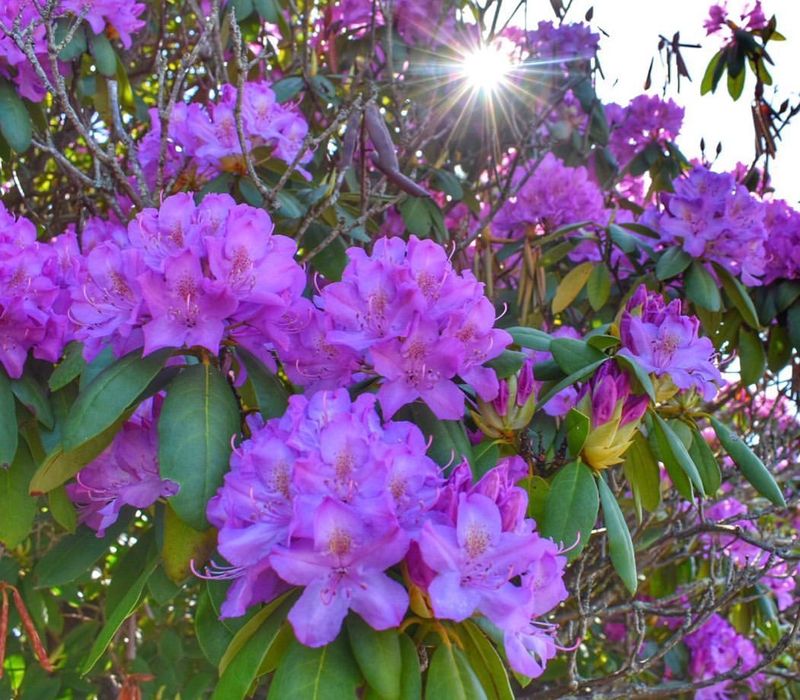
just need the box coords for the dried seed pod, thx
[11,587,53,672]
[370,153,430,198]
[339,111,361,170]
[364,104,400,171]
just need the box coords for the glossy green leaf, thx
[615,355,656,402]
[399,197,432,238]
[400,402,472,469]
[550,338,607,375]
[597,475,637,594]
[11,375,54,429]
[738,327,765,386]
[196,588,234,666]
[701,50,724,94]
[587,264,611,311]
[685,261,722,311]
[0,79,32,152]
[89,32,116,77]
[162,503,216,583]
[715,264,760,328]
[346,615,401,700]
[552,261,593,313]
[397,633,422,700]
[461,621,514,700]
[541,461,599,560]
[766,324,791,372]
[688,429,722,496]
[521,475,550,523]
[656,247,691,280]
[621,431,661,521]
[158,364,241,530]
[537,358,608,409]
[272,76,305,103]
[81,550,158,674]
[650,413,705,497]
[47,485,77,533]
[565,408,590,457]
[236,347,289,419]
[425,644,487,700]
[267,634,362,700]
[0,369,17,468]
[63,348,171,451]
[710,416,785,507]
[0,443,36,548]
[485,350,525,379]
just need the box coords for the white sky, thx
[518,0,800,202]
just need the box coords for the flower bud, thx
[472,360,537,441]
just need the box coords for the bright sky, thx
[517,0,800,202]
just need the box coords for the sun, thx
[460,44,513,94]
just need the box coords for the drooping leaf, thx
[158,364,241,530]
[565,408,590,457]
[541,461,599,560]
[89,32,116,77]
[461,621,514,700]
[550,338,607,375]
[688,429,722,496]
[537,357,608,409]
[397,633,422,700]
[0,369,18,468]
[615,355,656,402]
[236,347,289,419]
[0,79,33,152]
[710,417,785,507]
[650,413,705,497]
[738,327,766,386]
[162,503,216,583]
[715,264,760,328]
[346,615,402,700]
[655,247,691,280]
[425,644,488,700]
[552,261,593,313]
[621,431,661,521]
[685,261,722,311]
[11,375,54,429]
[597,475,638,594]
[587,264,611,311]
[0,443,37,548]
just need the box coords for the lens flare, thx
[461,45,512,94]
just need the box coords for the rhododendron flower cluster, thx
[527,21,600,61]
[642,166,767,285]
[0,203,76,377]
[605,95,684,168]
[762,198,800,283]
[493,153,607,238]
[206,388,567,677]
[619,285,722,400]
[138,81,311,189]
[704,1,768,38]
[683,613,763,699]
[70,193,307,361]
[327,0,454,45]
[67,399,178,537]
[59,0,146,49]
[289,236,511,420]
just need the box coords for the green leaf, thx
[302,224,347,281]
[738,327,765,386]
[701,50,724,94]
[49,343,85,390]
[81,550,158,674]
[565,408,590,457]
[507,327,551,352]
[89,32,116,77]
[688,429,722,496]
[432,169,464,200]
[158,364,241,530]
[714,264,760,328]
[29,416,127,495]
[400,403,472,469]
[196,588,233,666]
[236,347,289,419]
[537,358,608,409]
[272,76,305,103]
[397,634,422,700]
[521,475,550,523]
[230,0,254,20]
[63,348,171,451]
[346,615,401,700]
[656,247,692,280]
[105,529,156,613]
[650,413,705,497]
[552,261,593,313]
[54,18,88,60]
[215,595,295,698]
[587,264,611,311]
[267,634,362,700]
[34,516,130,588]
[597,475,638,594]
[0,79,33,152]
[541,461,599,560]
[766,324,791,372]
[162,503,216,583]
[615,355,656,402]
[0,369,18,468]
[621,431,661,521]
[485,350,525,379]
[460,621,514,700]
[550,338,607,375]
[425,645,487,700]
[685,261,722,311]
[727,65,746,100]
[399,197,432,237]
[253,0,280,22]
[47,485,77,533]
[11,375,54,429]
[710,417,785,507]
[0,443,37,548]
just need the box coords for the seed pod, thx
[339,111,361,170]
[369,153,430,198]
[11,587,53,672]
[364,104,400,170]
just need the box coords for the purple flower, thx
[66,401,178,536]
[619,286,722,401]
[59,0,146,49]
[762,199,800,283]
[606,95,684,169]
[271,498,410,647]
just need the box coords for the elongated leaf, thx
[89,32,116,77]
[196,588,234,666]
[267,634,362,700]
[587,264,611,311]
[615,355,656,402]
[701,50,724,94]
[81,551,158,674]
[710,417,785,507]
[738,327,765,386]
[105,529,156,613]
[158,364,241,529]
[0,369,17,468]
[565,408,590,457]
[64,349,171,451]
[0,79,32,152]
[425,644,487,700]
[485,350,525,379]
[656,247,691,280]
[47,485,77,533]
[461,621,514,700]
[621,431,661,521]
[236,347,288,419]
[550,338,607,375]
[537,358,608,409]
[685,261,722,311]
[688,429,722,496]
[650,413,705,497]
[715,264,760,328]
[401,402,472,469]
[541,461,598,559]
[49,344,85,391]
[507,327,551,351]
[215,596,296,699]
[12,375,54,429]
[597,475,637,594]
[0,443,37,548]
[162,503,216,583]
[552,262,593,313]
[397,633,422,700]
[346,615,401,700]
